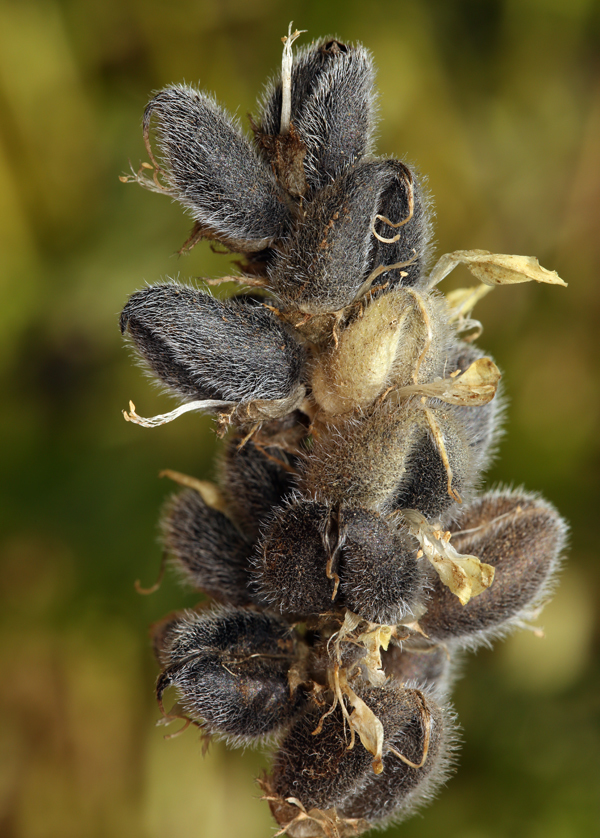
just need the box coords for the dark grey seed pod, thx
[302,400,476,517]
[145,85,290,250]
[270,682,453,822]
[367,163,432,290]
[420,490,567,650]
[339,508,423,625]
[341,685,455,826]
[391,418,470,520]
[161,489,254,606]
[254,499,337,616]
[270,694,375,812]
[301,404,420,511]
[219,440,298,540]
[382,644,455,700]
[268,160,426,314]
[257,39,377,191]
[120,283,306,404]
[154,608,306,744]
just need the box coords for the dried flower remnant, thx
[121,26,568,837]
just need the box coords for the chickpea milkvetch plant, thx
[120,27,567,838]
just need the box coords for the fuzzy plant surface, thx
[121,28,568,838]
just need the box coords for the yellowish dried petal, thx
[446,284,492,321]
[159,470,230,513]
[355,624,393,687]
[402,510,495,606]
[396,356,500,406]
[428,249,567,289]
[338,671,385,774]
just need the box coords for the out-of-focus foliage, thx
[0,1,598,836]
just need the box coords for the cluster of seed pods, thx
[121,32,567,837]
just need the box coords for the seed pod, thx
[256,39,377,192]
[420,490,567,649]
[269,692,376,813]
[382,644,455,700]
[219,440,298,540]
[144,85,290,251]
[154,608,306,744]
[269,682,452,822]
[303,399,477,518]
[120,283,306,405]
[310,287,452,415]
[368,163,432,291]
[340,686,455,826]
[255,499,337,616]
[162,489,254,606]
[390,413,474,519]
[268,160,428,314]
[339,508,423,625]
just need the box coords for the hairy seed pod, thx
[303,399,477,517]
[162,489,254,606]
[339,508,423,625]
[382,644,455,700]
[154,608,306,744]
[270,693,376,812]
[268,160,428,314]
[270,682,452,821]
[257,39,377,192]
[420,490,567,650]
[340,686,455,826]
[219,440,298,540]
[310,287,453,415]
[255,498,337,615]
[120,283,306,404]
[145,85,290,250]
[368,163,433,291]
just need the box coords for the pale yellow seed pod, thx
[311,289,440,415]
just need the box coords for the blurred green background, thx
[1,0,599,836]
